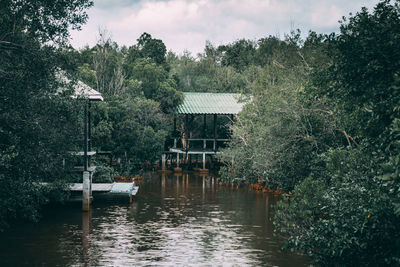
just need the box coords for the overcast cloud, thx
[70,0,381,55]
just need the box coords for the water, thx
[0,172,310,266]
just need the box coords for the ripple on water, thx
[0,172,311,267]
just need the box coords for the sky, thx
[69,0,381,55]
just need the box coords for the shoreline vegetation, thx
[1,0,400,266]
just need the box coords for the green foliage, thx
[273,1,400,265]
[310,0,400,147]
[218,39,257,71]
[0,0,93,44]
[92,161,116,183]
[168,50,247,93]
[0,0,92,230]
[275,148,400,266]
[91,95,168,174]
[218,32,335,190]
[136,32,167,65]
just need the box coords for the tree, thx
[311,1,400,147]
[91,95,168,174]
[137,32,167,65]
[92,30,125,97]
[274,1,400,265]
[218,39,257,71]
[0,0,93,230]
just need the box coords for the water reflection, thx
[0,172,310,266]
[82,211,91,267]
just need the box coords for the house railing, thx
[172,138,232,151]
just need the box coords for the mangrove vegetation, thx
[0,0,399,265]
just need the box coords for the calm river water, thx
[0,172,310,266]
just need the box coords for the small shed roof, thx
[57,73,103,101]
[72,80,103,101]
[177,92,245,115]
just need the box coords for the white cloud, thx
[69,0,381,55]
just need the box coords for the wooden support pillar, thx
[88,102,92,152]
[82,171,90,211]
[173,117,176,136]
[185,114,189,151]
[89,172,93,203]
[83,101,91,211]
[230,114,234,136]
[203,114,207,138]
[83,101,88,171]
[200,152,208,173]
[161,154,166,171]
[174,152,182,172]
[213,114,217,151]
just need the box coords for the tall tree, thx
[274,1,400,265]
[0,0,93,230]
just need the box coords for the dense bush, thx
[272,1,400,265]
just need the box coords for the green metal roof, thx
[177,92,245,114]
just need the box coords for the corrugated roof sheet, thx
[177,92,245,114]
[72,80,104,101]
[57,72,104,101]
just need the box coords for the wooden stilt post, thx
[173,117,176,136]
[82,171,90,211]
[173,117,177,148]
[200,152,208,173]
[230,114,234,136]
[83,101,88,172]
[185,114,189,151]
[83,101,91,211]
[213,114,217,151]
[174,152,182,172]
[203,114,207,138]
[162,154,166,171]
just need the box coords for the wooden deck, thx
[169,148,220,154]
[70,182,138,195]
[40,182,139,195]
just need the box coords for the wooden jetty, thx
[70,182,139,203]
